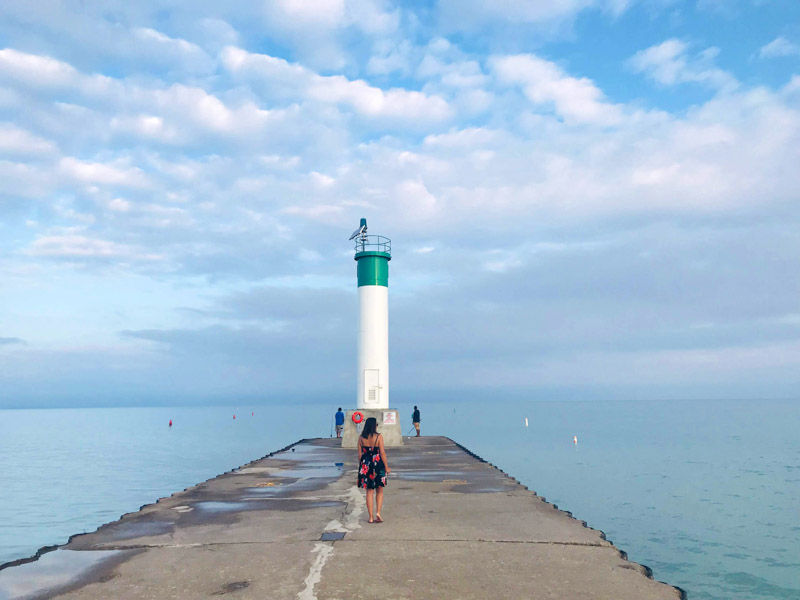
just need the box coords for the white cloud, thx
[144,84,278,137]
[367,40,413,76]
[1,49,294,144]
[758,37,800,59]
[110,114,183,144]
[262,0,399,68]
[0,160,53,198]
[26,233,127,258]
[785,75,800,96]
[395,179,438,217]
[23,227,167,261]
[310,171,336,187]
[312,76,451,121]
[0,124,56,156]
[59,158,148,187]
[0,48,78,88]
[282,203,344,219]
[271,0,346,27]
[417,55,488,88]
[628,39,738,91]
[107,198,131,212]
[221,46,452,125]
[490,54,623,125]
[483,251,523,273]
[131,28,215,73]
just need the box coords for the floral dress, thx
[358,436,387,489]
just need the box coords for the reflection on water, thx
[1,400,799,599]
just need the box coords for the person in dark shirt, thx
[335,407,345,438]
[412,406,421,437]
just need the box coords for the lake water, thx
[1,399,798,599]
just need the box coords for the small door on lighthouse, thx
[364,369,380,405]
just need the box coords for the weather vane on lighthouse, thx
[341,218,403,446]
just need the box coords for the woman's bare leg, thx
[366,489,375,522]
[376,487,384,519]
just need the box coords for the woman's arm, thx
[378,434,390,474]
[356,436,362,460]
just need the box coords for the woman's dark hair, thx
[360,417,378,439]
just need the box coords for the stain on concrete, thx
[211,581,249,595]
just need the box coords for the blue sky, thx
[1,0,799,407]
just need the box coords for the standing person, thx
[334,407,345,438]
[357,417,390,523]
[412,405,421,437]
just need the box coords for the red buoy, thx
[233,414,236,420]
[169,419,173,427]
[251,412,254,416]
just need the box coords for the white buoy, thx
[525,417,528,427]
[573,435,578,444]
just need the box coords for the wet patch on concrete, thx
[195,501,250,513]
[270,466,342,478]
[101,519,174,541]
[191,498,344,516]
[451,484,514,493]
[261,500,344,512]
[243,486,287,495]
[271,443,341,463]
[392,470,466,482]
[0,549,136,600]
[320,532,346,541]
[243,477,332,495]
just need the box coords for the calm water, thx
[1,399,798,599]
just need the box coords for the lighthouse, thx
[341,218,402,447]
[353,218,390,408]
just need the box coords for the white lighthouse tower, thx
[341,218,403,447]
[353,218,390,408]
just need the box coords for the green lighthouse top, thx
[349,218,391,287]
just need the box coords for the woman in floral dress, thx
[357,417,391,523]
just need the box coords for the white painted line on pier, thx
[297,542,334,600]
[297,487,365,599]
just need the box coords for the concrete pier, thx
[1,437,684,599]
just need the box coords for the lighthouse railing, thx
[354,235,391,255]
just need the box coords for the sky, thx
[1,0,799,408]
